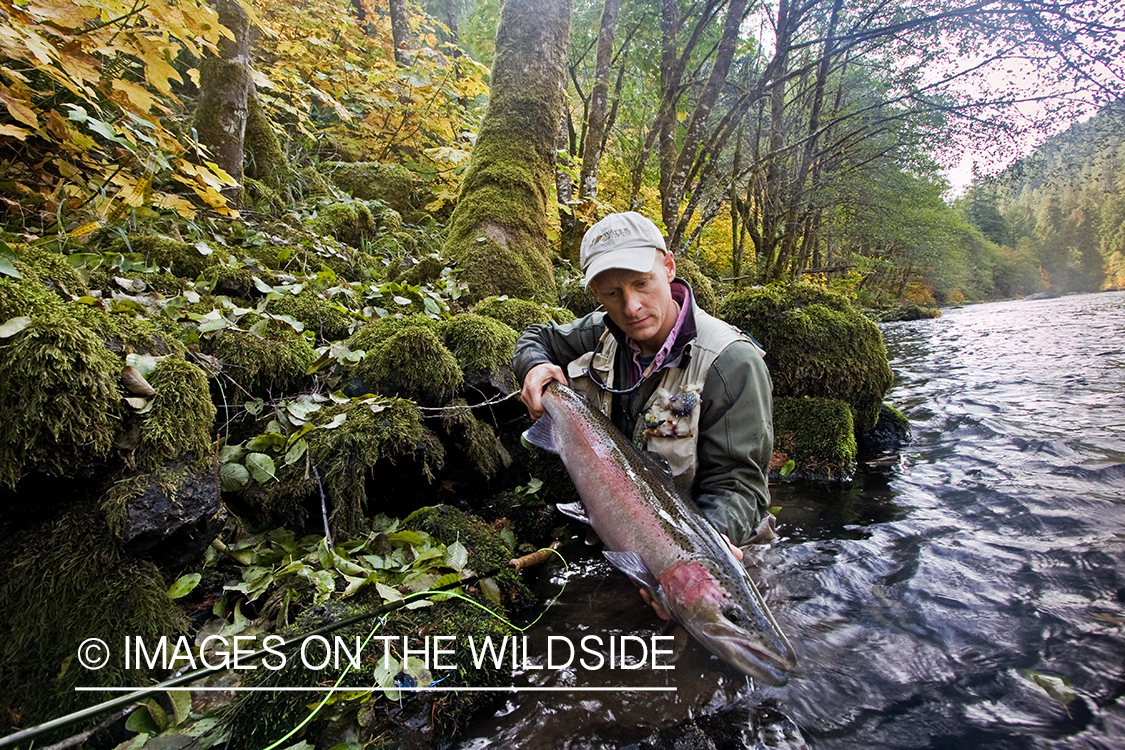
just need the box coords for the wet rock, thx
[858,403,912,458]
[119,460,224,567]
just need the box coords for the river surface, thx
[455,290,1125,749]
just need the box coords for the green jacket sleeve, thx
[691,341,773,546]
[512,312,607,384]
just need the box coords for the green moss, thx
[0,309,121,490]
[440,313,518,390]
[309,201,378,247]
[442,401,504,478]
[772,396,857,479]
[719,282,894,432]
[87,268,190,297]
[675,257,719,313]
[472,295,573,334]
[294,165,337,198]
[319,161,416,210]
[135,357,216,472]
[307,400,444,536]
[878,303,942,322]
[400,254,445,286]
[9,241,86,298]
[124,232,232,279]
[0,503,186,731]
[268,289,358,343]
[70,305,187,359]
[357,325,463,401]
[204,318,316,401]
[405,505,529,605]
[558,276,599,317]
[244,93,287,188]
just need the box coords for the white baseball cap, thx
[580,212,667,287]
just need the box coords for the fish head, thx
[658,558,796,686]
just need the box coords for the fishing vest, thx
[565,308,757,491]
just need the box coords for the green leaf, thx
[220,462,251,492]
[125,704,160,735]
[0,316,31,338]
[195,240,213,256]
[284,438,308,466]
[167,689,192,726]
[480,577,502,605]
[779,459,797,478]
[168,573,201,599]
[245,453,278,483]
[0,255,20,279]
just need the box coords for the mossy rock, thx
[319,161,417,210]
[6,241,86,299]
[70,304,187,359]
[399,254,445,286]
[87,268,190,297]
[204,319,316,401]
[306,399,444,536]
[0,503,186,732]
[772,396,857,480]
[0,308,122,490]
[121,232,232,279]
[675,257,719,314]
[879,304,942,322]
[472,295,574,334]
[558,276,599,317]
[440,313,519,392]
[405,504,530,606]
[309,201,378,248]
[858,403,912,456]
[0,241,87,322]
[719,282,893,432]
[347,313,443,351]
[268,289,358,343]
[134,357,217,472]
[441,401,506,478]
[354,325,463,402]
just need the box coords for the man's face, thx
[590,251,679,356]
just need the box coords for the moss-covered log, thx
[443,0,572,303]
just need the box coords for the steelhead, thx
[523,381,796,685]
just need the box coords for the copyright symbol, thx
[78,638,110,670]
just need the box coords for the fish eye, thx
[725,606,746,624]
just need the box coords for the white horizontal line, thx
[76,686,676,693]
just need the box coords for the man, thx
[514,212,776,552]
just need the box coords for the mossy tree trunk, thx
[444,0,572,303]
[195,0,252,206]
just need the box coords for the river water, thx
[455,290,1125,749]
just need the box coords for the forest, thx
[1,0,1124,747]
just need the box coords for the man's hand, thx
[722,534,744,562]
[520,363,567,419]
[639,588,670,621]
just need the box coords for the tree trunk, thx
[444,0,572,303]
[195,0,252,206]
[577,0,620,205]
[389,0,410,65]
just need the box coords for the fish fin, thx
[585,526,602,546]
[521,414,557,453]
[555,501,590,524]
[603,550,659,590]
